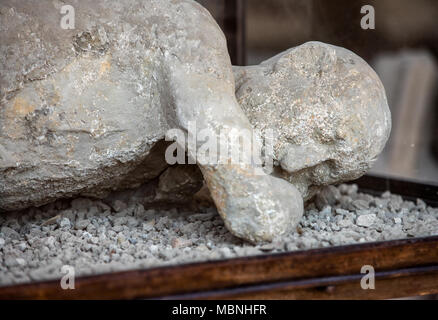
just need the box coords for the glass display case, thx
[0,0,437,300]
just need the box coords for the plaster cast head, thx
[234,42,392,199]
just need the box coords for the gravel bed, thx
[1,184,438,286]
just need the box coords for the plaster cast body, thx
[0,1,391,242]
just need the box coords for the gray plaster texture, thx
[0,1,391,242]
[234,42,392,201]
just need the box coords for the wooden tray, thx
[1,175,437,299]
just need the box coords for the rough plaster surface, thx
[0,1,391,242]
[234,42,392,200]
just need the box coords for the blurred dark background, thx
[198,0,438,184]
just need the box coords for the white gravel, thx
[0,184,437,286]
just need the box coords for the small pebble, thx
[58,218,71,229]
[142,220,155,232]
[356,214,376,227]
[75,219,90,230]
[1,226,20,240]
[351,199,369,210]
[16,258,26,266]
[321,206,332,216]
[113,217,127,226]
[171,238,192,249]
[112,225,123,233]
